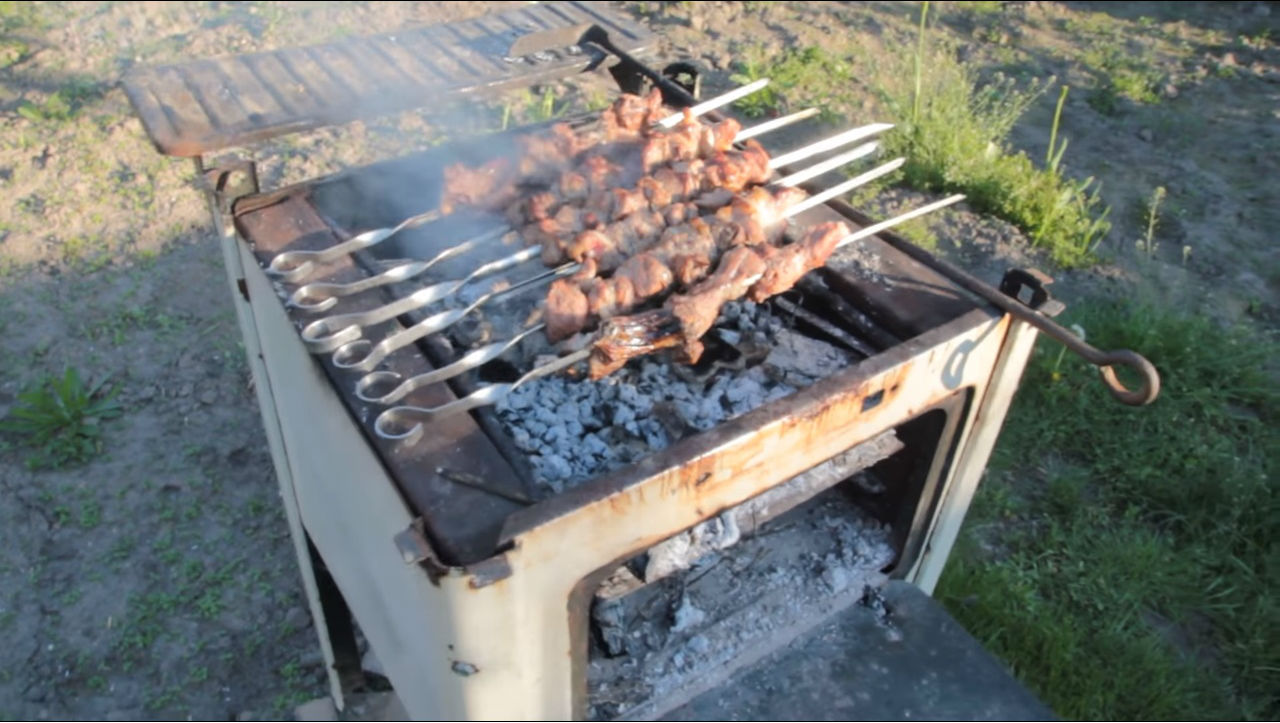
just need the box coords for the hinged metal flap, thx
[121,1,655,157]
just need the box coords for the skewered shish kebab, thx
[346,150,885,403]
[286,106,852,313]
[287,105,826,312]
[298,123,895,354]
[542,157,902,342]
[370,195,967,442]
[267,81,786,284]
[330,153,901,376]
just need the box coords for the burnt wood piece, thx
[122,2,654,157]
[233,190,530,567]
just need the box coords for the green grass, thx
[1059,12,1163,114]
[731,6,1111,268]
[873,3,1111,267]
[1081,42,1162,114]
[0,367,122,469]
[0,1,45,33]
[938,302,1279,719]
[730,46,851,120]
[16,79,102,124]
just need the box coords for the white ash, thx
[671,594,706,633]
[587,491,895,720]
[494,301,856,494]
[645,512,741,583]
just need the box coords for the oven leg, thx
[306,534,366,694]
[909,315,1040,594]
[196,156,353,711]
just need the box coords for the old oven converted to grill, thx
[124,4,1159,720]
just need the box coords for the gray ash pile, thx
[586,491,895,720]
[493,300,856,493]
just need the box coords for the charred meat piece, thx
[703,140,771,190]
[588,309,685,379]
[556,186,804,338]
[555,185,809,338]
[548,150,778,267]
[713,186,807,246]
[440,90,658,217]
[615,254,674,305]
[640,115,740,172]
[603,87,665,134]
[530,205,601,266]
[560,209,667,270]
[516,122,586,184]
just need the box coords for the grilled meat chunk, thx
[586,221,851,378]
[749,221,846,300]
[545,278,590,342]
[668,246,768,342]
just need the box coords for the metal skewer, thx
[300,246,542,353]
[266,208,445,284]
[311,142,890,361]
[733,107,820,141]
[779,157,905,220]
[374,349,591,444]
[287,106,826,313]
[767,123,894,169]
[833,194,966,250]
[775,141,878,188]
[356,324,547,405]
[288,226,510,312]
[370,195,967,441]
[331,265,573,373]
[267,81,776,285]
[653,78,770,129]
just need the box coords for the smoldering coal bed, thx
[491,299,857,493]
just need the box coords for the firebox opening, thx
[846,406,954,576]
[580,398,966,721]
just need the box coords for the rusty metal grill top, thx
[121,1,655,157]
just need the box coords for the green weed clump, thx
[731,46,851,120]
[874,3,1110,267]
[939,302,1279,719]
[16,79,101,124]
[0,367,122,469]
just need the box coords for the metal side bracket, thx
[998,268,1160,406]
[999,268,1065,317]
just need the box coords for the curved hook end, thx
[287,288,340,314]
[266,256,316,284]
[374,409,424,444]
[333,340,376,370]
[300,320,362,355]
[355,371,404,404]
[1097,350,1161,406]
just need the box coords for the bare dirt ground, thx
[0,1,1275,719]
